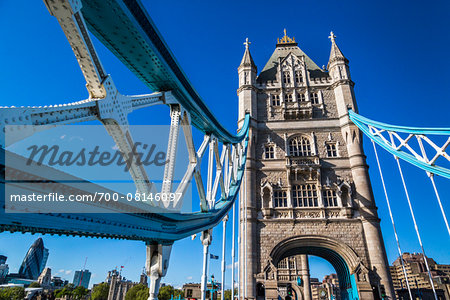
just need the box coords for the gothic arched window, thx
[292,184,318,207]
[288,136,312,156]
[271,94,280,106]
[264,145,275,159]
[283,72,291,84]
[295,70,303,83]
[310,92,319,104]
[286,93,293,102]
[326,143,338,157]
[297,92,306,102]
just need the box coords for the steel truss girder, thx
[1,0,251,241]
[78,0,248,143]
[349,110,450,179]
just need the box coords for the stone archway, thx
[269,235,366,300]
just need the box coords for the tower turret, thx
[327,31,351,82]
[329,32,396,299]
[238,38,257,123]
[237,38,258,300]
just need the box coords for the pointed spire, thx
[328,31,347,63]
[239,38,257,70]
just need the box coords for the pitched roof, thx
[239,47,257,70]
[328,32,348,66]
[257,44,327,83]
[329,42,345,61]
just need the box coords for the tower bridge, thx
[1,2,449,300]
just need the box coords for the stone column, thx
[300,255,312,300]
[243,127,257,300]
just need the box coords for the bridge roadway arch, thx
[259,235,380,300]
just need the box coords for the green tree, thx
[0,287,26,300]
[90,282,110,300]
[174,288,184,299]
[222,289,237,300]
[29,281,41,288]
[55,283,75,298]
[125,284,149,300]
[73,286,89,299]
[158,285,175,300]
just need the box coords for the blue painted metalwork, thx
[349,110,450,135]
[349,110,450,179]
[0,0,252,243]
[80,0,246,144]
[349,274,359,300]
[0,125,248,243]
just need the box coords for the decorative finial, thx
[244,37,251,49]
[277,29,296,45]
[328,31,336,43]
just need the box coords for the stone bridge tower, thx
[237,31,394,300]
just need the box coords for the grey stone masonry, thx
[237,31,394,300]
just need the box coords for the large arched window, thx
[288,136,312,156]
[292,184,318,207]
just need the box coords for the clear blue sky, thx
[1,0,450,289]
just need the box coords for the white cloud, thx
[186,276,193,280]
[60,135,66,140]
[65,270,72,275]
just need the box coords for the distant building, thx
[51,276,68,288]
[73,269,91,289]
[182,282,222,300]
[0,255,9,284]
[18,237,49,280]
[139,270,148,286]
[107,269,137,300]
[37,267,52,287]
[308,274,342,300]
[310,278,321,300]
[390,252,450,300]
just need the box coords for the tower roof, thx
[258,31,327,83]
[328,31,347,65]
[239,38,257,70]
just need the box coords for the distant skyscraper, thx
[18,237,49,280]
[73,269,92,289]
